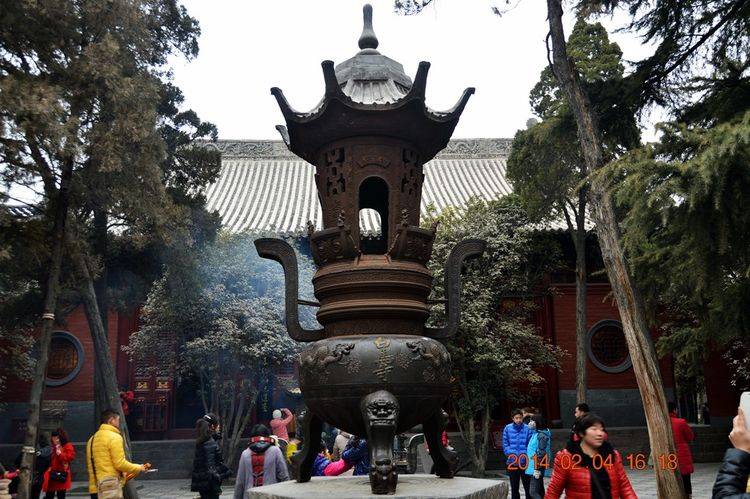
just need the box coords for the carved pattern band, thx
[198,138,511,160]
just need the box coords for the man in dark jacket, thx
[713,406,750,498]
[569,403,590,443]
[9,433,50,496]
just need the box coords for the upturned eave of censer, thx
[270,4,475,165]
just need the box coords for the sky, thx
[170,0,660,141]
[4,0,663,205]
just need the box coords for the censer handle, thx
[255,238,325,343]
[425,238,486,339]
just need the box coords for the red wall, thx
[704,348,743,419]
[552,283,675,390]
[3,306,122,402]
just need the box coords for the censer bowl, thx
[298,334,452,436]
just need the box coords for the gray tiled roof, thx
[1,204,37,218]
[204,138,528,234]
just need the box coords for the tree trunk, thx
[453,406,489,477]
[453,378,486,477]
[574,200,588,405]
[17,157,74,498]
[476,404,490,478]
[225,384,256,468]
[93,209,110,420]
[75,249,140,499]
[465,415,480,477]
[546,1,684,497]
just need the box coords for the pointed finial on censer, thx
[358,4,379,52]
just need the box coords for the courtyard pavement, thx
[66,462,720,497]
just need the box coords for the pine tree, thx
[507,18,639,405]
[0,2,216,495]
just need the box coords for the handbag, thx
[90,433,124,499]
[97,476,124,499]
[49,470,68,482]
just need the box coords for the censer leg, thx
[423,409,457,478]
[361,390,399,494]
[291,409,324,483]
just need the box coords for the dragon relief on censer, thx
[255,4,485,494]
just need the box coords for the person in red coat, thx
[669,402,695,498]
[41,428,75,499]
[119,386,135,416]
[546,413,637,499]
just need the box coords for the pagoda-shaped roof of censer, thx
[271,4,474,164]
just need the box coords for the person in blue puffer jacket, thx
[503,408,532,499]
[525,413,552,499]
[341,437,370,476]
[312,441,352,477]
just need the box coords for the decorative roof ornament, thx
[271,3,475,164]
[358,3,379,52]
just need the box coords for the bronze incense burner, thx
[256,5,484,494]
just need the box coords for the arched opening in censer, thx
[358,176,389,254]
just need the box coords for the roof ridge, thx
[198,137,512,159]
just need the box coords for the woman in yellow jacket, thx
[86,409,148,499]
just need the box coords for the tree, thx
[397,0,738,494]
[126,233,304,465]
[543,2,748,495]
[508,120,592,404]
[544,1,684,496]
[423,197,564,476]
[0,2,214,495]
[0,208,43,407]
[605,92,750,403]
[508,19,638,405]
[80,79,220,420]
[589,0,750,112]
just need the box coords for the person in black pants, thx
[30,434,52,499]
[712,406,750,498]
[503,409,531,499]
[190,414,231,499]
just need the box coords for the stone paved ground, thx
[67,462,720,497]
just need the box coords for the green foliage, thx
[127,232,308,461]
[507,115,583,224]
[0,0,221,418]
[426,197,563,405]
[0,0,220,250]
[724,341,750,391]
[0,0,220,302]
[508,19,639,228]
[676,59,750,127]
[393,0,433,15]
[606,109,750,384]
[128,232,303,382]
[530,19,624,118]
[423,197,563,470]
[0,211,44,402]
[530,19,639,153]
[580,0,750,109]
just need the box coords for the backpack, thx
[248,436,273,487]
[251,452,265,487]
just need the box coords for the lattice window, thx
[45,332,84,386]
[586,320,632,373]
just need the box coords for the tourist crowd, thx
[3,402,750,498]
